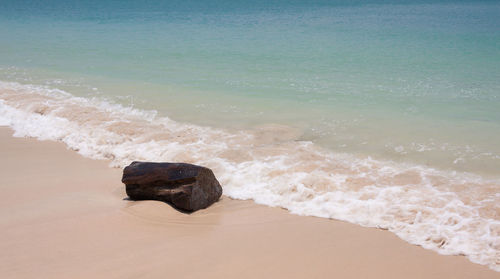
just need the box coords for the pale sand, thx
[0,127,497,279]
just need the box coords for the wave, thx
[0,81,498,271]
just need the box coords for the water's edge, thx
[0,81,498,271]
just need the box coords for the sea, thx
[0,0,499,271]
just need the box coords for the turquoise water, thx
[1,0,500,270]
[0,1,500,175]
[2,0,500,175]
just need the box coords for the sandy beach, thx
[0,126,497,279]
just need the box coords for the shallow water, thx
[0,0,499,271]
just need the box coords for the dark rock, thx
[122,161,223,212]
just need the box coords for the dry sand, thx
[0,127,498,279]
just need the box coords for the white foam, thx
[0,105,10,126]
[1,81,499,271]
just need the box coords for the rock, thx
[122,161,223,212]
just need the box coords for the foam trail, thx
[0,81,499,271]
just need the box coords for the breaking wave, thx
[0,81,498,271]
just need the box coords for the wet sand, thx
[0,127,497,279]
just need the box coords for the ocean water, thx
[0,0,499,271]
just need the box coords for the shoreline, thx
[0,126,498,278]
[2,82,499,269]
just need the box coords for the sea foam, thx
[0,81,499,271]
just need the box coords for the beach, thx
[1,0,499,276]
[0,126,497,278]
